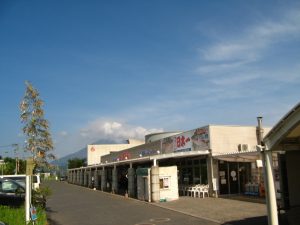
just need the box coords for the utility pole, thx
[0,158,4,175]
[13,144,19,175]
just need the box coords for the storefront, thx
[158,156,208,186]
[213,151,267,196]
[69,124,271,201]
[218,160,251,195]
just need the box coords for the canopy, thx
[213,150,260,162]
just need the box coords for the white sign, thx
[230,171,237,177]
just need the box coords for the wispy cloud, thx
[198,8,300,73]
[210,73,260,86]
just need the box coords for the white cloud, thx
[59,131,68,137]
[79,119,163,143]
[53,119,164,157]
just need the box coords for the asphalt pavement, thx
[45,181,219,225]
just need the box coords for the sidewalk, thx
[153,196,268,225]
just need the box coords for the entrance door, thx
[219,161,229,194]
[229,163,239,194]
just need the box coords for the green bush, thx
[32,186,52,209]
[0,205,47,225]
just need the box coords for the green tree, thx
[68,158,86,169]
[2,157,26,175]
[20,81,55,169]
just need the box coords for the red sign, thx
[176,136,191,148]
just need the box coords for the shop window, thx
[159,177,170,189]
[193,167,200,184]
[200,162,208,184]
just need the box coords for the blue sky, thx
[1,0,300,158]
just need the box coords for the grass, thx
[0,205,47,225]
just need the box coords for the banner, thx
[161,126,209,153]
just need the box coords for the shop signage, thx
[136,168,149,176]
[161,126,210,153]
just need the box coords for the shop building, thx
[87,139,145,165]
[68,124,271,202]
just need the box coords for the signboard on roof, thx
[161,126,209,153]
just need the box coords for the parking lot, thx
[46,181,272,225]
[153,196,268,225]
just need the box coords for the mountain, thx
[53,146,86,169]
[52,139,120,169]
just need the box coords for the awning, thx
[213,150,260,162]
[150,150,210,161]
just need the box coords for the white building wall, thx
[159,166,179,201]
[209,125,272,155]
[87,140,144,165]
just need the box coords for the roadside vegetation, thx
[0,205,47,225]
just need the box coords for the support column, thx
[94,169,99,189]
[264,150,279,225]
[151,165,160,202]
[74,171,77,184]
[207,150,218,197]
[71,171,75,183]
[88,169,92,188]
[79,170,83,186]
[128,164,135,198]
[76,170,80,185]
[112,165,118,194]
[69,171,72,183]
[101,167,106,191]
[83,170,87,187]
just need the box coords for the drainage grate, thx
[135,223,155,225]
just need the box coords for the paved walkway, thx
[153,196,268,225]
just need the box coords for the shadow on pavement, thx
[223,213,291,225]
[46,207,63,225]
[47,217,64,225]
[222,216,268,225]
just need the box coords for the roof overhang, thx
[264,102,300,152]
[213,150,260,162]
[68,150,210,171]
[150,150,209,161]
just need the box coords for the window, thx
[2,181,18,193]
[159,177,170,189]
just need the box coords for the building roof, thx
[264,102,300,151]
